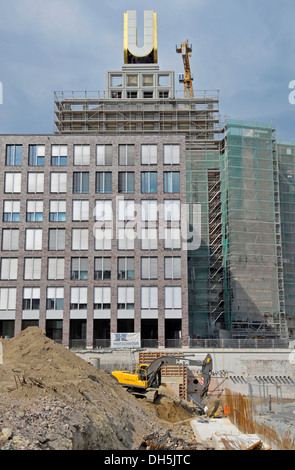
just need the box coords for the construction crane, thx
[176,39,194,98]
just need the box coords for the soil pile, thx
[0,328,207,451]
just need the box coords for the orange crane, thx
[176,40,194,98]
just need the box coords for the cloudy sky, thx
[0,0,294,139]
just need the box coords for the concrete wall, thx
[77,347,295,398]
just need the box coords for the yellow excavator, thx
[112,354,214,413]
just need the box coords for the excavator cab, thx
[136,364,149,382]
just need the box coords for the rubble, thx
[0,328,207,451]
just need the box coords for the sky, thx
[0,0,294,140]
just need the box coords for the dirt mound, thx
[153,386,198,424]
[0,328,206,450]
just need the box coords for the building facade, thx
[1,10,294,346]
[0,134,189,348]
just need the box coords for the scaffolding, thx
[54,90,222,151]
[53,90,291,342]
[221,120,288,342]
[187,149,224,338]
[277,141,295,338]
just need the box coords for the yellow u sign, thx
[124,11,158,64]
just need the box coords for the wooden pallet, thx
[139,351,187,399]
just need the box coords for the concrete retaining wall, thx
[77,347,295,398]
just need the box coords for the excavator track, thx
[128,388,158,403]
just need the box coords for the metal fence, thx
[68,337,289,350]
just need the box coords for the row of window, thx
[3,171,180,194]
[5,144,180,167]
[110,73,170,88]
[3,199,182,223]
[0,256,181,281]
[1,228,183,251]
[0,286,182,312]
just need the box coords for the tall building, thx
[0,134,189,348]
[0,10,294,346]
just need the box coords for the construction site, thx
[0,327,294,451]
[0,9,295,452]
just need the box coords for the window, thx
[165,287,182,310]
[163,145,180,165]
[48,258,65,280]
[96,172,112,194]
[164,257,181,280]
[94,257,111,280]
[164,172,180,193]
[118,199,135,221]
[143,92,153,98]
[95,200,112,222]
[27,173,44,193]
[127,75,138,87]
[111,91,122,99]
[72,200,89,222]
[0,288,16,311]
[119,145,135,166]
[51,173,67,193]
[118,172,135,194]
[158,75,169,87]
[50,201,66,222]
[111,75,122,87]
[48,229,65,251]
[164,200,181,221]
[117,287,134,310]
[25,229,42,251]
[71,258,88,280]
[118,257,135,280]
[127,91,138,99]
[141,145,157,165]
[2,229,19,251]
[164,228,181,250]
[96,145,112,166]
[94,287,111,310]
[94,228,112,251]
[23,287,40,311]
[73,172,89,194]
[26,200,43,222]
[141,287,158,310]
[141,200,158,222]
[3,201,20,222]
[0,258,18,280]
[143,75,154,87]
[118,228,135,250]
[74,145,90,166]
[46,287,64,311]
[70,287,87,310]
[4,173,21,193]
[6,145,22,166]
[24,258,41,280]
[28,145,45,166]
[141,257,157,280]
[72,229,88,251]
[51,145,67,166]
[141,228,157,250]
[141,172,157,193]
